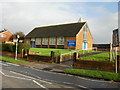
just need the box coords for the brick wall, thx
[76,28,84,50]
[87,27,93,50]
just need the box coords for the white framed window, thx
[50,37,56,45]
[31,38,35,41]
[57,37,64,45]
[35,38,41,45]
[42,38,48,45]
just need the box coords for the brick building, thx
[25,22,93,50]
[0,29,13,43]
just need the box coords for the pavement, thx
[18,61,73,73]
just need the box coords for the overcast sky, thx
[0,0,119,43]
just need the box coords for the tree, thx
[13,32,25,39]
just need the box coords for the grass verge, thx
[0,56,28,63]
[64,69,120,81]
[79,52,110,61]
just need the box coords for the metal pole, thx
[110,43,112,62]
[15,35,19,60]
[15,38,18,60]
[115,47,118,73]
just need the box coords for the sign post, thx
[15,35,20,60]
[112,29,119,73]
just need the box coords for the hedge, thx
[0,43,30,53]
[0,43,15,52]
[18,43,30,53]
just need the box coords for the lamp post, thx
[15,35,20,60]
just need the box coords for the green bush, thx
[18,43,30,53]
[1,43,15,52]
[1,43,30,53]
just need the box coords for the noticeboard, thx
[67,40,76,47]
[113,29,119,47]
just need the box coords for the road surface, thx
[1,61,120,89]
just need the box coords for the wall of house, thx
[0,31,13,43]
[87,27,93,50]
[76,24,93,50]
[76,28,84,50]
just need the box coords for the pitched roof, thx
[25,22,86,38]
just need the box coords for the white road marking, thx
[10,71,36,80]
[0,63,9,66]
[35,76,52,84]
[75,84,90,89]
[7,63,20,66]
[0,70,31,80]
[10,71,52,84]
[33,80,48,90]
[1,70,49,89]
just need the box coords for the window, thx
[42,38,48,45]
[83,25,87,40]
[35,38,41,45]
[1,34,6,37]
[50,37,56,45]
[31,38,35,41]
[84,25,87,32]
[57,37,64,45]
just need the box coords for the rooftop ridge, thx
[35,22,86,29]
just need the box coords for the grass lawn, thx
[64,69,120,80]
[0,56,28,63]
[30,48,96,56]
[30,48,75,56]
[79,52,110,61]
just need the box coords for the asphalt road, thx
[1,61,120,89]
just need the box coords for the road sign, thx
[113,29,119,47]
[67,40,76,47]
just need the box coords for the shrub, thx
[1,43,15,52]
[18,43,30,53]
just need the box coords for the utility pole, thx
[15,35,20,60]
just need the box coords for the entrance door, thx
[83,42,87,50]
[31,41,35,48]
